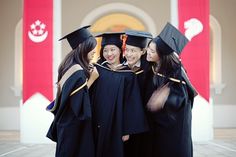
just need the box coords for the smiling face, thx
[103,44,121,66]
[124,45,144,67]
[146,41,160,63]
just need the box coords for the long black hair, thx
[157,52,181,78]
[149,39,181,78]
[58,36,97,81]
[147,39,181,88]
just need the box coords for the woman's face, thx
[103,45,121,65]
[124,45,143,67]
[87,47,96,62]
[146,42,160,63]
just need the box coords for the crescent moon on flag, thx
[28,31,48,43]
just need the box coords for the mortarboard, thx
[154,22,189,55]
[125,30,153,48]
[59,25,93,50]
[96,32,124,48]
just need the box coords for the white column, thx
[192,96,214,141]
[53,0,62,97]
[170,0,178,27]
[20,94,53,143]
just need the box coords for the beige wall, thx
[210,0,236,104]
[0,0,22,107]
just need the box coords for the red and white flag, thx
[178,0,210,101]
[23,0,53,102]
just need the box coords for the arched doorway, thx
[90,13,147,62]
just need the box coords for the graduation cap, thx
[59,25,93,50]
[125,30,153,48]
[154,22,189,55]
[96,32,124,48]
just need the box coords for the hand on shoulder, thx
[90,66,99,81]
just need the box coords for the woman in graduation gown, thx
[46,26,99,157]
[89,32,149,157]
[145,23,198,157]
[124,30,153,100]
[123,30,153,157]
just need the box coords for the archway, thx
[210,15,225,94]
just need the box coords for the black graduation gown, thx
[124,57,153,157]
[135,57,151,103]
[146,69,195,157]
[46,70,95,157]
[89,63,149,157]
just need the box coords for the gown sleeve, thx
[69,78,91,120]
[164,83,186,111]
[153,82,188,128]
[122,72,149,135]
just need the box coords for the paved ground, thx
[0,129,236,157]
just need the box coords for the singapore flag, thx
[23,0,53,103]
